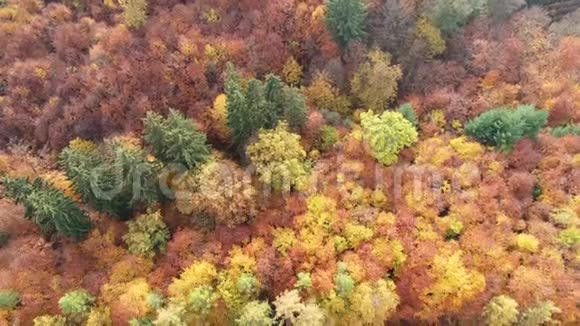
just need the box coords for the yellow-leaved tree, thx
[209,94,231,142]
[118,0,147,29]
[421,250,485,318]
[246,122,310,192]
[282,57,303,86]
[351,49,402,112]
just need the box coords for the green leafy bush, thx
[147,292,165,310]
[558,227,579,247]
[246,122,310,192]
[316,125,339,152]
[325,0,367,48]
[295,272,312,290]
[0,231,8,248]
[550,124,580,137]
[188,287,218,316]
[425,0,487,36]
[445,220,464,240]
[143,109,211,170]
[360,110,418,166]
[0,290,20,310]
[334,264,355,297]
[0,177,92,240]
[58,289,95,315]
[236,273,260,297]
[465,105,548,151]
[236,301,274,326]
[123,210,170,258]
[519,301,561,326]
[397,103,418,126]
[483,295,519,326]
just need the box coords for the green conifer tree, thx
[0,177,92,240]
[0,290,20,310]
[226,64,256,149]
[143,109,211,170]
[59,289,95,316]
[325,0,367,48]
[226,65,307,150]
[59,138,161,219]
[465,105,548,151]
[283,87,307,131]
[263,74,286,129]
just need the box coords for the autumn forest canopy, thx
[0,0,579,325]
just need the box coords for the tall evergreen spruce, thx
[59,138,161,220]
[225,64,254,149]
[0,177,92,240]
[325,0,367,48]
[465,105,548,151]
[226,64,307,152]
[143,109,211,170]
[263,74,286,128]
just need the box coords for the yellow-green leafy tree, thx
[246,122,310,192]
[303,73,351,116]
[415,17,446,58]
[351,49,402,112]
[122,210,170,258]
[33,315,67,326]
[282,57,303,86]
[118,0,147,29]
[209,94,231,142]
[347,279,399,324]
[421,250,485,317]
[483,295,519,326]
[360,110,418,166]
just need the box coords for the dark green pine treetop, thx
[551,124,580,138]
[225,64,251,149]
[325,0,367,48]
[226,64,307,152]
[398,103,418,126]
[283,86,308,131]
[0,290,20,310]
[105,138,162,209]
[263,74,286,129]
[465,105,548,152]
[143,109,211,170]
[59,138,162,220]
[59,141,119,216]
[244,79,269,133]
[0,177,92,240]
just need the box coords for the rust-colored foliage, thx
[1,1,579,325]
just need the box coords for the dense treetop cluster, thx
[0,0,578,325]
